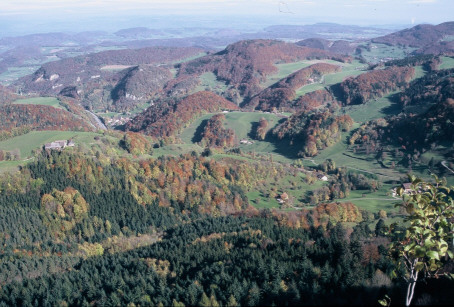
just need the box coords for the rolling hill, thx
[178,39,351,100]
[125,91,239,138]
[372,21,454,55]
[13,46,205,111]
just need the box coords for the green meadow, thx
[0,131,101,160]
[12,97,64,109]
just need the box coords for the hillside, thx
[111,65,173,111]
[272,109,354,157]
[296,38,357,55]
[333,66,415,105]
[349,99,454,159]
[2,20,454,307]
[178,40,351,100]
[245,63,341,111]
[0,84,18,103]
[0,104,94,137]
[125,91,239,138]
[13,46,204,111]
[372,21,454,54]
[399,68,454,107]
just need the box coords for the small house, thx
[240,139,253,145]
[44,140,75,150]
[317,173,328,181]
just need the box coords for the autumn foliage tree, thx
[335,66,415,105]
[255,117,269,140]
[272,109,353,157]
[200,114,236,148]
[122,132,152,155]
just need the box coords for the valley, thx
[1,17,454,306]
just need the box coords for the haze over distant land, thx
[0,0,452,36]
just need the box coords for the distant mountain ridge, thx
[372,21,454,55]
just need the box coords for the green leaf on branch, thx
[426,250,439,261]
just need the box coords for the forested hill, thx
[125,91,239,138]
[13,46,204,111]
[372,21,454,55]
[178,40,351,99]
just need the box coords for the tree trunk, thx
[406,270,419,306]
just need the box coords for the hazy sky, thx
[1,0,453,35]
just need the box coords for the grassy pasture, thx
[261,60,364,90]
[178,111,294,162]
[193,72,229,94]
[170,52,207,65]
[295,60,367,97]
[346,91,402,123]
[0,66,38,85]
[12,97,63,109]
[358,43,417,64]
[439,56,454,70]
[179,111,283,144]
[413,65,426,79]
[0,131,101,160]
[152,143,202,158]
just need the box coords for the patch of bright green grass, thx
[439,56,454,70]
[346,91,401,123]
[193,72,229,94]
[0,131,102,160]
[0,160,27,173]
[0,66,39,85]
[413,65,426,79]
[223,112,282,139]
[334,184,399,213]
[152,144,202,158]
[179,111,294,162]
[12,97,64,109]
[359,43,418,64]
[295,60,368,97]
[171,52,207,65]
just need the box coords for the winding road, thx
[85,110,107,130]
[441,161,454,174]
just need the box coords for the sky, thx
[0,0,453,35]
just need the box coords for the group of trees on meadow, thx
[272,109,354,157]
[200,114,236,148]
[348,99,454,157]
[0,149,21,161]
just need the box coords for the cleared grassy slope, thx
[0,130,101,159]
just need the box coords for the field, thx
[439,56,454,70]
[413,65,426,79]
[295,60,368,97]
[261,59,354,88]
[12,97,64,109]
[0,130,102,160]
[358,43,418,64]
[0,66,39,85]
[346,91,402,123]
[180,111,283,144]
[193,72,229,94]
